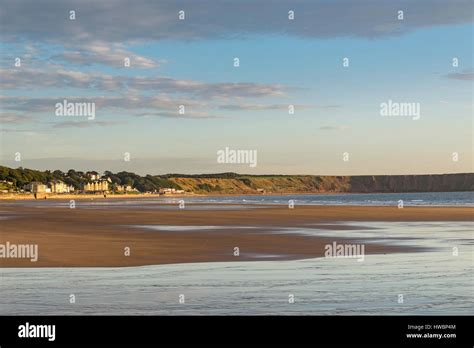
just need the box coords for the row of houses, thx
[25,178,139,194]
[26,181,75,194]
[21,172,186,195]
[26,180,109,193]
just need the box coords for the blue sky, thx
[0,0,472,175]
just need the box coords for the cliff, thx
[1,165,472,194]
[167,173,473,194]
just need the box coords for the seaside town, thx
[0,169,186,197]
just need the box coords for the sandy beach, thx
[0,201,471,267]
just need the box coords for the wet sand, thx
[0,203,471,267]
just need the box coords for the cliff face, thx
[347,174,473,193]
[2,164,471,194]
[168,173,473,194]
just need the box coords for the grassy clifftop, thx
[168,173,473,194]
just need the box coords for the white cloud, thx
[53,42,162,69]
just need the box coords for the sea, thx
[0,191,472,315]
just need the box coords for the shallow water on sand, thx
[1,222,472,315]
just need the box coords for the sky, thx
[0,0,472,175]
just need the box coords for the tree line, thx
[0,166,182,193]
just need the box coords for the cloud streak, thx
[135,111,221,119]
[0,68,289,99]
[444,71,474,81]
[319,125,349,131]
[0,113,35,124]
[0,95,205,114]
[52,42,162,69]
[218,103,339,111]
[52,120,124,128]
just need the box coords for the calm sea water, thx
[1,221,472,315]
[1,191,472,209]
[184,191,474,207]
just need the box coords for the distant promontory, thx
[0,166,472,195]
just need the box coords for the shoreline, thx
[0,190,472,201]
[0,204,471,268]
